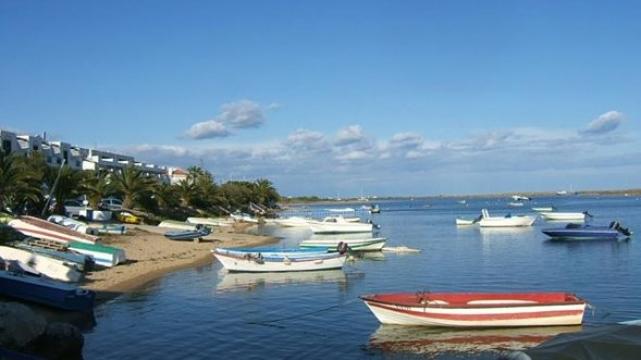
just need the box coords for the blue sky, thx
[1,1,640,196]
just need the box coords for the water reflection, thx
[478,227,534,241]
[216,269,348,293]
[369,325,581,356]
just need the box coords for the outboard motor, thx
[337,241,349,254]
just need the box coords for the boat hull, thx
[0,246,82,282]
[299,237,387,252]
[0,270,94,312]
[478,217,536,227]
[215,247,328,258]
[213,252,346,272]
[68,242,126,267]
[540,212,586,221]
[456,218,475,226]
[9,216,98,244]
[542,226,623,240]
[361,292,586,328]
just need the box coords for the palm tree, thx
[154,182,181,210]
[0,151,43,214]
[111,166,155,209]
[81,170,113,209]
[254,178,279,207]
[45,165,85,215]
[175,179,197,207]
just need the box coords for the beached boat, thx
[213,251,347,272]
[309,216,374,234]
[540,211,589,221]
[88,223,127,235]
[158,220,198,231]
[0,264,94,312]
[0,246,82,282]
[116,211,141,224]
[68,241,126,267]
[478,209,536,227]
[230,212,259,223]
[361,292,586,327]
[14,241,94,272]
[532,207,556,212]
[542,221,632,240]
[187,217,233,227]
[299,237,387,251]
[164,226,211,241]
[9,215,98,244]
[47,215,98,235]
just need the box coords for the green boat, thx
[68,241,126,267]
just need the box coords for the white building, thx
[0,129,169,181]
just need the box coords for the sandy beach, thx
[82,223,278,300]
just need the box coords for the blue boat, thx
[164,226,211,241]
[0,260,95,312]
[542,221,632,240]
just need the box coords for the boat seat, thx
[467,299,539,305]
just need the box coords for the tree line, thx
[0,151,280,219]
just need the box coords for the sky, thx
[1,1,640,197]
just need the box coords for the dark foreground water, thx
[84,196,641,359]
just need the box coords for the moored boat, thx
[540,211,590,221]
[309,216,374,234]
[478,209,536,227]
[361,292,586,327]
[215,246,329,258]
[0,263,94,312]
[68,241,126,267]
[0,246,82,282]
[271,216,313,227]
[299,237,387,252]
[456,215,482,226]
[213,251,347,272]
[509,202,525,207]
[9,215,98,244]
[542,221,632,240]
[532,207,556,212]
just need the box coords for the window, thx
[2,139,11,154]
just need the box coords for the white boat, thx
[532,207,556,212]
[556,190,569,196]
[508,202,525,207]
[540,212,588,221]
[271,216,313,227]
[309,216,373,234]
[456,215,482,226]
[187,217,233,227]
[0,246,82,282]
[299,237,387,252]
[158,220,198,231]
[512,195,531,201]
[478,209,536,227]
[213,251,347,272]
[47,215,97,235]
[230,212,259,223]
[9,215,98,244]
[68,241,126,267]
[361,291,586,327]
[326,207,355,213]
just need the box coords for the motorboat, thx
[213,251,347,272]
[540,211,590,221]
[532,207,556,212]
[361,291,586,327]
[478,209,536,227]
[542,221,632,240]
[309,216,373,234]
[512,195,531,201]
[271,216,313,227]
[456,215,482,226]
[214,247,329,258]
[508,202,525,207]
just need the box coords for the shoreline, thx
[82,223,279,301]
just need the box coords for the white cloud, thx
[185,120,229,139]
[390,132,424,148]
[581,110,624,135]
[335,125,365,146]
[336,150,371,161]
[218,99,265,129]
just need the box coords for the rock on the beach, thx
[0,302,47,348]
[31,322,84,360]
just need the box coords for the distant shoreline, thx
[281,188,641,205]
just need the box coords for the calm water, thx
[84,196,641,359]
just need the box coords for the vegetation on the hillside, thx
[0,150,280,219]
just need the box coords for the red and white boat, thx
[9,216,98,245]
[361,292,586,328]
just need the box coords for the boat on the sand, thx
[0,245,82,282]
[9,215,98,244]
[164,226,211,241]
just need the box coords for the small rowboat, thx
[164,226,211,241]
[309,216,373,234]
[542,221,632,240]
[68,241,126,267]
[478,209,536,227]
[540,212,590,221]
[0,264,94,312]
[299,237,387,252]
[214,247,329,258]
[213,251,347,272]
[158,220,198,231]
[0,246,83,282]
[9,215,98,244]
[361,292,586,327]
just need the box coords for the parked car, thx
[100,198,123,211]
[64,199,87,217]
